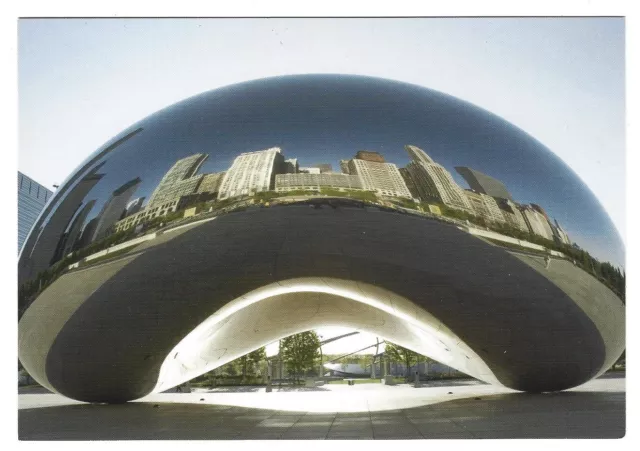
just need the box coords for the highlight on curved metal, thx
[152,277,502,394]
[18,74,625,403]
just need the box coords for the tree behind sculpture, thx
[280,331,321,384]
[240,347,266,382]
[384,342,427,380]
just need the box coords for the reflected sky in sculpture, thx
[26,74,623,267]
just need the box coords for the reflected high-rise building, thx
[355,150,385,163]
[218,147,285,199]
[398,167,420,199]
[275,172,363,193]
[454,166,514,201]
[284,159,299,174]
[462,190,506,224]
[123,197,145,219]
[60,199,96,259]
[18,169,104,284]
[18,172,53,254]
[339,160,351,175]
[496,198,529,232]
[147,154,208,207]
[347,155,412,199]
[552,219,571,245]
[90,177,142,242]
[404,145,472,211]
[196,172,226,196]
[519,205,554,240]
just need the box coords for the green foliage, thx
[239,347,267,380]
[318,188,377,202]
[386,197,418,210]
[252,191,281,202]
[280,331,321,382]
[384,342,427,379]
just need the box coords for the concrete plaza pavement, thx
[18,374,624,440]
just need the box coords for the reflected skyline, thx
[21,75,623,268]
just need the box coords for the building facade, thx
[496,199,529,233]
[123,197,145,218]
[398,167,420,199]
[347,158,412,198]
[114,195,198,233]
[218,147,285,199]
[355,150,386,163]
[147,154,208,207]
[552,219,571,245]
[520,205,554,240]
[18,172,54,253]
[196,172,226,196]
[463,190,506,223]
[284,159,299,174]
[404,145,472,211]
[275,173,364,192]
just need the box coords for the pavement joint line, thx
[280,412,306,439]
[324,410,339,439]
[400,407,427,439]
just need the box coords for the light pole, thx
[318,335,323,380]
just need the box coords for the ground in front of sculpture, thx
[19,373,624,440]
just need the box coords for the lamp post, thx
[318,335,323,380]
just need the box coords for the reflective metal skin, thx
[18,75,625,403]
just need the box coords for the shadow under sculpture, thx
[18,74,625,403]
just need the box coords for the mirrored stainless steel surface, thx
[18,75,625,403]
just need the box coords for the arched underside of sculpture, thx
[18,207,625,403]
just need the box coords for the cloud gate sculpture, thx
[18,74,625,403]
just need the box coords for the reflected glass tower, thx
[90,177,142,242]
[455,166,514,201]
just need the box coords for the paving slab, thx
[18,374,624,440]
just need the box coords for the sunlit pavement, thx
[18,374,624,440]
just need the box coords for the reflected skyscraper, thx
[148,154,208,207]
[520,204,555,241]
[218,147,285,199]
[18,169,104,284]
[404,145,472,211]
[60,199,96,258]
[123,197,145,218]
[91,177,142,242]
[347,154,411,199]
[462,190,506,224]
[455,166,514,201]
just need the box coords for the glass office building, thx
[18,171,53,254]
